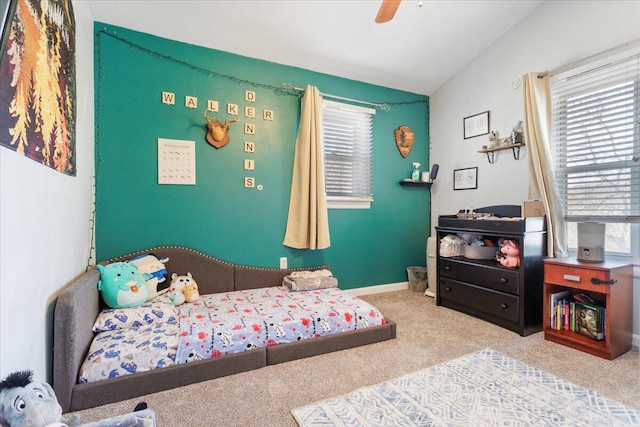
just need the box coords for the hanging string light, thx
[95,28,427,110]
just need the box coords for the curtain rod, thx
[538,38,640,79]
[284,84,390,111]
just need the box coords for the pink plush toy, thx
[497,239,520,268]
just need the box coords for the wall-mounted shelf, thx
[478,143,525,164]
[399,181,432,188]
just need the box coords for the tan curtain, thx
[522,73,568,257]
[283,85,330,249]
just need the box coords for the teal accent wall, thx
[94,23,430,290]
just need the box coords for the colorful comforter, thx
[79,287,386,383]
[176,286,386,363]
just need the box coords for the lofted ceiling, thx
[86,0,545,96]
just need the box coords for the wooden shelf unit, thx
[543,258,633,360]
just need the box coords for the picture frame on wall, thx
[453,167,478,190]
[463,111,490,139]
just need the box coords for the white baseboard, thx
[346,281,409,297]
[633,333,639,348]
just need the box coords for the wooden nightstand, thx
[543,258,633,360]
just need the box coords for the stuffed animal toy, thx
[167,273,200,306]
[97,262,149,309]
[0,370,76,427]
[166,288,185,306]
[0,370,156,427]
[129,254,170,301]
[497,239,520,268]
[487,131,501,149]
[183,282,200,303]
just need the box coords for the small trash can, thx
[406,266,427,292]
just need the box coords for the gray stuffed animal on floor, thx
[0,370,155,427]
[0,370,71,427]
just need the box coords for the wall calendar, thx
[158,138,196,185]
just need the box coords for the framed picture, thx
[463,111,490,139]
[453,167,478,190]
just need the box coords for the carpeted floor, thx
[292,348,640,426]
[67,290,640,426]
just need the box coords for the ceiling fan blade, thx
[375,0,402,23]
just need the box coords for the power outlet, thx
[279,257,287,269]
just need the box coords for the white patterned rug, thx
[291,349,640,427]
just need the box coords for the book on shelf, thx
[574,302,605,341]
[548,292,605,340]
[573,292,595,304]
[550,290,569,330]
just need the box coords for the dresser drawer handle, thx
[443,265,451,271]
[444,287,452,292]
[500,278,508,284]
[500,303,508,309]
[563,274,581,282]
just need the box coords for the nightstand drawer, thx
[440,259,519,295]
[439,278,519,323]
[544,264,613,292]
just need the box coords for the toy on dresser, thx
[496,239,520,268]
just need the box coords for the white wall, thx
[0,1,94,383]
[430,0,640,341]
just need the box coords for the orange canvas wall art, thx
[0,0,76,175]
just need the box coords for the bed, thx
[53,246,397,413]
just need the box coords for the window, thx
[550,47,640,259]
[322,100,375,209]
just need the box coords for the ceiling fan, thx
[375,0,402,23]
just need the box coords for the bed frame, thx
[53,246,396,412]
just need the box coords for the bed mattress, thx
[79,286,386,383]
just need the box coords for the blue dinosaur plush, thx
[97,262,149,309]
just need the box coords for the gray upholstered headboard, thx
[106,245,330,294]
[53,245,330,412]
[106,246,236,295]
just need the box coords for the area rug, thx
[291,348,640,426]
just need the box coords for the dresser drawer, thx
[544,264,613,292]
[439,278,519,323]
[439,259,519,295]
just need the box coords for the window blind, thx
[322,100,375,200]
[550,53,640,223]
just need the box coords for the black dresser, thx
[435,206,546,336]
